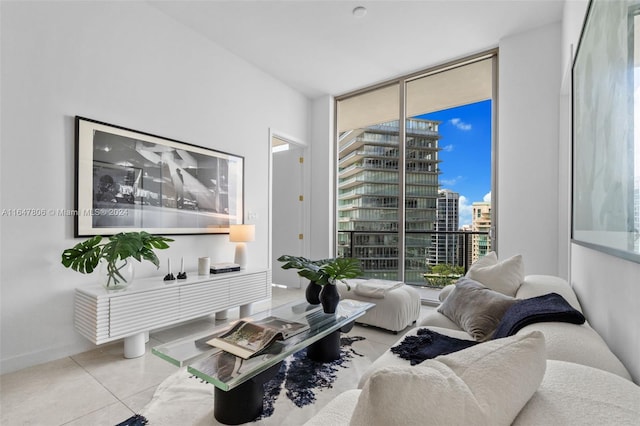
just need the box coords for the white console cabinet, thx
[74,268,272,358]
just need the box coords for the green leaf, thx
[277,255,361,286]
[139,246,160,268]
[277,255,310,270]
[61,232,173,279]
[321,257,362,282]
[140,232,173,250]
[277,255,328,284]
[101,233,143,263]
[61,235,103,274]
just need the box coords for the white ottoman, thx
[337,279,421,333]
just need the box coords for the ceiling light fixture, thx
[352,6,367,18]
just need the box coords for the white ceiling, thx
[150,0,565,99]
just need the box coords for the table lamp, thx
[229,224,255,269]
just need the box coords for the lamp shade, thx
[229,224,255,242]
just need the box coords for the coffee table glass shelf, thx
[153,299,374,424]
[153,299,374,391]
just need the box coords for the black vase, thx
[305,281,322,305]
[320,283,340,313]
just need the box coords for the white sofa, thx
[304,270,640,425]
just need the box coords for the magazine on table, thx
[206,316,309,359]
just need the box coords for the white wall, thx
[0,1,309,374]
[570,246,640,383]
[561,0,640,384]
[562,0,590,72]
[498,10,640,383]
[497,22,562,276]
[309,96,335,259]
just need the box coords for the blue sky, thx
[416,99,492,226]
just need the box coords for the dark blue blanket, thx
[116,414,148,426]
[392,292,586,365]
[390,328,479,365]
[492,292,585,339]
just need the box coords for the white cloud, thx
[441,175,464,187]
[458,193,491,227]
[458,195,473,227]
[450,118,472,131]
[441,144,454,152]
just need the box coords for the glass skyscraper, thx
[337,118,441,283]
[427,189,460,267]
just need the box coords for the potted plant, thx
[62,231,173,290]
[277,255,362,312]
[277,255,328,304]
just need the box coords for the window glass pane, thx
[337,84,400,280]
[405,58,494,286]
[403,117,440,284]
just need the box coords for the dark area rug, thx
[121,336,371,426]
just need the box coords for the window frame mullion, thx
[398,80,407,281]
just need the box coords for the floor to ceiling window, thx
[336,51,496,287]
[337,83,401,280]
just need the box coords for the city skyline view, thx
[337,93,494,282]
[417,99,492,226]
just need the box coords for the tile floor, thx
[0,286,437,426]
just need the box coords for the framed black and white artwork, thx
[75,116,244,236]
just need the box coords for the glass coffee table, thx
[153,299,374,425]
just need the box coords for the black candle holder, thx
[164,258,176,281]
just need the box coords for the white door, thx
[271,136,306,287]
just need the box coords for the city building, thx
[471,201,492,262]
[458,224,475,269]
[428,189,460,267]
[337,118,441,283]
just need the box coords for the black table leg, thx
[307,329,341,362]
[307,319,355,363]
[213,361,282,425]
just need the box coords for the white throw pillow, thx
[350,331,546,426]
[466,253,524,297]
[438,284,455,302]
[468,251,498,270]
[438,252,497,302]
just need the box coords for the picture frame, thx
[572,0,640,263]
[75,116,244,236]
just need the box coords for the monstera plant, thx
[277,255,362,312]
[277,255,361,286]
[62,231,173,289]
